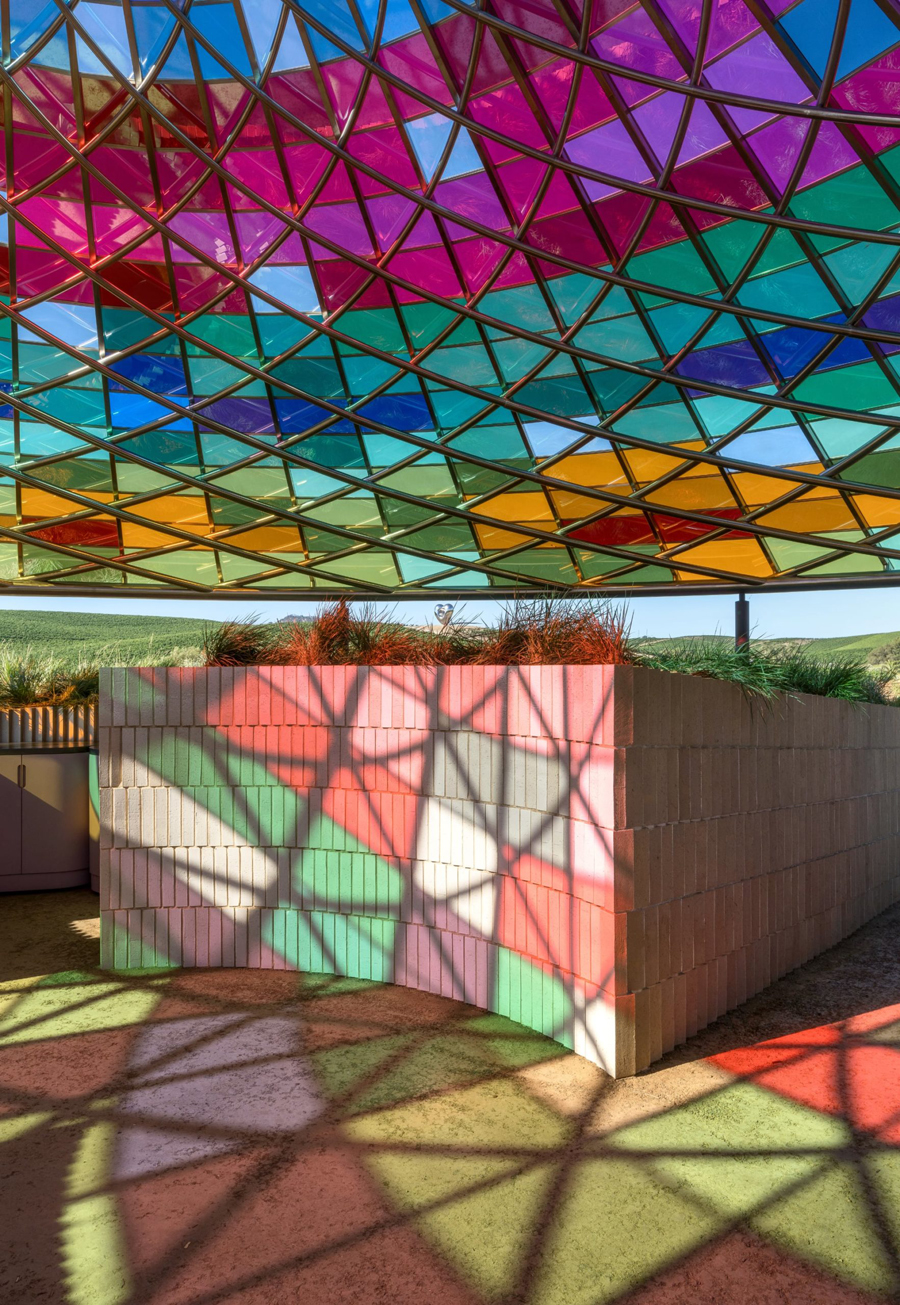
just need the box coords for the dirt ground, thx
[1,889,899,1305]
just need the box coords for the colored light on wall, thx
[3,1,900,594]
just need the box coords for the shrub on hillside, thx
[868,638,900,667]
[469,596,632,665]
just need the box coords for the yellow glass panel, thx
[625,443,705,483]
[475,491,554,522]
[120,524,191,548]
[229,527,306,552]
[545,452,627,487]
[137,496,212,525]
[727,472,809,505]
[473,525,533,549]
[549,489,606,516]
[644,473,739,512]
[851,495,900,528]
[19,489,86,516]
[673,538,773,578]
[756,497,857,532]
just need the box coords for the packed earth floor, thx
[2,890,899,1305]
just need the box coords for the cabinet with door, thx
[0,748,92,892]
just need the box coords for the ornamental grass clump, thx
[770,649,888,704]
[634,640,785,697]
[200,616,276,667]
[45,662,101,704]
[636,639,890,705]
[200,597,634,668]
[0,646,101,706]
[278,599,438,666]
[471,596,632,665]
[340,606,445,666]
[0,648,57,705]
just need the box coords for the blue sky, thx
[2,587,900,640]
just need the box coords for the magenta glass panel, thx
[0,0,898,597]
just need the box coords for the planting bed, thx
[98,665,900,1075]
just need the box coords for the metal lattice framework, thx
[3,0,900,596]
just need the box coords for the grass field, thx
[0,610,210,662]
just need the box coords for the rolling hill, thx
[638,631,900,660]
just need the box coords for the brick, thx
[660,975,675,1055]
[625,909,645,993]
[634,987,652,1073]
[673,972,688,1048]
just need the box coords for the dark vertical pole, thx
[735,590,750,652]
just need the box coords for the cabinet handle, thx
[17,763,25,788]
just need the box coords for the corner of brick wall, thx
[610,665,900,1072]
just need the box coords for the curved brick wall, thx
[98,666,900,1077]
[98,665,626,1072]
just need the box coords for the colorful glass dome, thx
[4,0,900,595]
